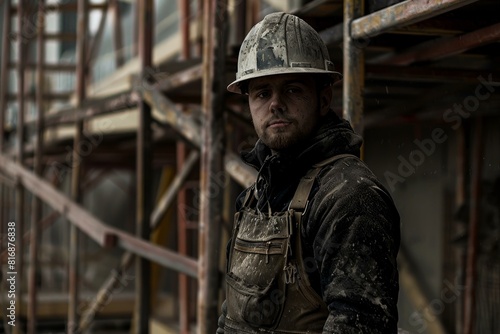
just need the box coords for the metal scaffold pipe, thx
[198,0,228,333]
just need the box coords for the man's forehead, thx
[248,74,314,89]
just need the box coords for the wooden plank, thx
[351,0,479,39]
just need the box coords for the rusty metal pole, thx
[343,0,365,136]
[0,0,10,152]
[111,0,124,67]
[68,0,88,332]
[198,0,227,333]
[77,150,199,333]
[27,1,45,333]
[15,1,26,331]
[0,0,12,255]
[464,118,484,334]
[177,0,191,332]
[176,143,190,333]
[136,0,154,333]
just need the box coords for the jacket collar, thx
[241,111,362,178]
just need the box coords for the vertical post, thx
[464,118,483,334]
[343,0,365,135]
[68,0,88,332]
[235,0,247,45]
[0,0,12,251]
[27,1,45,333]
[15,1,26,331]
[176,142,190,333]
[246,0,260,32]
[111,0,124,67]
[136,0,153,333]
[177,0,191,332]
[455,126,466,334]
[198,0,227,333]
[0,0,11,152]
[179,0,190,58]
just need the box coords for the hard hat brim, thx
[227,67,343,94]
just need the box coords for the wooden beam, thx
[0,153,116,248]
[10,3,107,13]
[141,87,202,147]
[77,151,199,333]
[41,91,139,127]
[16,2,27,330]
[351,0,479,39]
[0,0,11,151]
[111,0,125,67]
[155,63,203,91]
[198,0,227,332]
[374,22,500,65]
[68,0,89,330]
[136,0,154,332]
[27,0,46,332]
[0,153,198,274]
[224,152,257,188]
[7,92,73,101]
[9,62,76,71]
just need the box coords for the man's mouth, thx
[268,119,292,128]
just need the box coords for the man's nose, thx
[269,92,286,113]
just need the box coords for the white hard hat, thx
[227,12,342,94]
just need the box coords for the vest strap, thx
[288,154,356,212]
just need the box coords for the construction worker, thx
[218,12,400,333]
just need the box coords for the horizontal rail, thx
[0,153,198,277]
[156,63,203,91]
[376,22,500,65]
[224,152,257,188]
[44,91,140,127]
[115,230,198,278]
[0,153,116,248]
[141,87,203,147]
[9,62,76,71]
[351,0,479,39]
[10,3,107,13]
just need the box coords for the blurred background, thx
[0,0,499,333]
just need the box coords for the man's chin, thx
[263,135,298,151]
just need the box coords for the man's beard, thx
[258,106,322,152]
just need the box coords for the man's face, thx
[247,74,332,151]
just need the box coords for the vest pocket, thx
[234,239,285,259]
[226,272,285,329]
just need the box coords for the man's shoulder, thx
[313,154,393,201]
[315,154,374,181]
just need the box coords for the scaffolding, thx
[0,0,499,333]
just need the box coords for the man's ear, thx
[319,85,333,116]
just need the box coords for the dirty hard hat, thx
[227,12,342,94]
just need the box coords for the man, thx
[218,12,400,333]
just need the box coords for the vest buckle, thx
[284,263,297,284]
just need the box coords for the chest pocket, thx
[226,210,292,329]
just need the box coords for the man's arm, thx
[307,160,400,333]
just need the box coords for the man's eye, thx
[256,91,270,98]
[286,87,301,94]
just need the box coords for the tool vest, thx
[224,154,353,333]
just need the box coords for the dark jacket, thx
[219,112,400,333]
